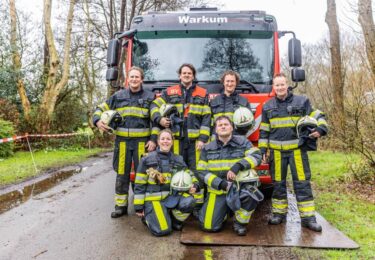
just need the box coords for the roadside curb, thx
[0,165,82,214]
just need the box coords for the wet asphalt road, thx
[0,154,296,260]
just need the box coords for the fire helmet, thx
[296,116,318,138]
[160,104,179,117]
[233,107,254,130]
[236,169,259,185]
[170,170,193,191]
[100,110,122,133]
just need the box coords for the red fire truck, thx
[105,7,305,195]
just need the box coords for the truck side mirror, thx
[288,38,302,67]
[291,68,305,82]
[106,67,118,81]
[107,39,120,66]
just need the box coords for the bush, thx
[0,119,15,158]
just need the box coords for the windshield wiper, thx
[237,80,259,93]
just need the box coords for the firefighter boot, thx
[233,220,247,236]
[301,217,322,232]
[268,213,286,225]
[172,215,183,231]
[111,206,127,218]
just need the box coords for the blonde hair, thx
[128,66,145,79]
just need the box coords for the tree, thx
[9,0,31,121]
[358,0,375,85]
[325,0,345,125]
[38,0,77,132]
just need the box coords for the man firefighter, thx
[93,66,157,218]
[150,63,211,213]
[210,70,254,136]
[197,115,262,236]
[259,73,328,232]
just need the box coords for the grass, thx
[293,151,375,259]
[0,147,106,186]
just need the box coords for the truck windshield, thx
[132,30,274,84]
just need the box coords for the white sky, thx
[220,0,359,51]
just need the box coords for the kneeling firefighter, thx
[134,129,200,236]
[196,116,262,236]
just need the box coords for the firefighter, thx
[150,63,211,215]
[197,116,262,236]
[134,129,199,236]
[93,66,157,218]
[210,70,253,136]
[259,73,328,232]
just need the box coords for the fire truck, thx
[105,7,305,195]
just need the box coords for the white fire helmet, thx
[100,110,122,134]
[296,116,318,138]
[170,170,193,191]
[233,107,254,129]
[236,169,259,184]
[159,104,179,117]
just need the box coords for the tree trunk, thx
[358,0,375,86]
[325,0,345,125]
[9,0,31,120]
[39,0,76,132]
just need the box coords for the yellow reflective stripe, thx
[172,209,190,221]
[213,112,234,121]
[195,148,201,168]
[270,116,300,128]
[235,208,252,224]
[117,106,149,116]
[274,150,281,181]
[145,191,169,201]
[202,106,211,115]
[193,189,204,204]
[118,142,126,175]
[207,186,226,195]
[99,102,110,111]
[153,201,168,231]
[197,160,207,171]
[173,139,180,155]
[150,107,159,118]
[114,128,151,137]
[207,174,216,187]
[138,141,145,162]
[293,149,305,180]
[153,97,166,107]
[260,122,270,132]
[204,193,216,230]
[135,173,147,184]
[151,127,160,136]
[268,139,299,150]
[93,111,102,117]
[115,194,128,206]
[318,118,328,126]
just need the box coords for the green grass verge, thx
[293,151,374,259]
[0,148,106,186]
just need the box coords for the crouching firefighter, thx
[93,67,157,218]
[259,73,328,232]
[196,116,262,236]
[134,129,199,236]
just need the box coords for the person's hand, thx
[227,170,236,181]
[262,154,269,164]
[146,140,156,152]
[309,130,321,138]
[159,117,171,128]
[189,186,197,194]
[196,141,205,151]
[136,211,144,217]
[96,120,111,133]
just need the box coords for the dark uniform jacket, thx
[259,92,328,153]
[133,149,199,211]
[92,87,157,141]
[196,135,262,195]
[210,91,252,135]
[150,84,211,142]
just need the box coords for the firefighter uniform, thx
[196,135,262,232]
[134,149,199,236]
[210,91,252,136]
[259,92,328,224]
[93,87,156,213]
[151,84,211,206]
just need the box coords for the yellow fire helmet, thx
[233,106,254,129]
[170,170,193,191]
[296,116,318,138]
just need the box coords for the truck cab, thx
[106,7,305,187]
